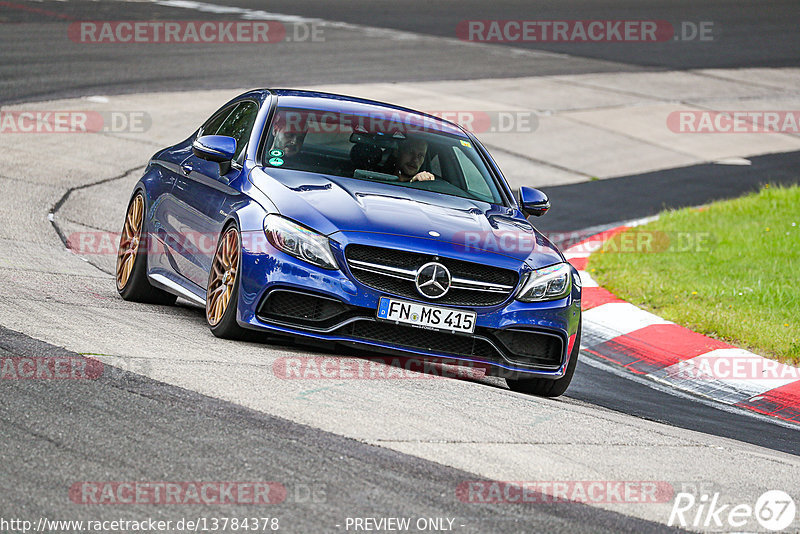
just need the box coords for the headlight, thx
[516,263,572,302]
[264,214,338,270]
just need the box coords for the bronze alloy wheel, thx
[116,193,144,291]
[207,227,240,326]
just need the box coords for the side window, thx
[214,101,259,159]
[200,105,235,137]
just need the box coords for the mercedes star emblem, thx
[415,262,451,299]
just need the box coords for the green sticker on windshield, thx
[460,140,472,148]
[268,157,284,166]
[269,149,284,157]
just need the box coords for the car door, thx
[169,100,260,289]
[143,140,193,281]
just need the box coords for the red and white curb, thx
[565,223,800,426]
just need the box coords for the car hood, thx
[249,167,563,269]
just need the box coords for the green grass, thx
[587,184,800,365]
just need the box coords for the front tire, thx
[506,320,581,398]
[206,223,249,339]
[116,192,177,305]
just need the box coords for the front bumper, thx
[235,231,581,379]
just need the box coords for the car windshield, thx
[262,106,505,204]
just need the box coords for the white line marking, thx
[578,270,598,288]
[715,157,752,166]
[582,302,672,346]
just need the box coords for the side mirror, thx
[519,186,550,217]
[193,135,236,166]
[192,135,237,175]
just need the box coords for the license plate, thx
[376,297,476,334]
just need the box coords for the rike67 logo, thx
[669,490,796,531]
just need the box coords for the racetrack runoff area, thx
[1,67,800,529]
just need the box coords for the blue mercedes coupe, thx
[116,89,582,396]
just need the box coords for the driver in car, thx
[270,110,308,158]
[392,137,435,182]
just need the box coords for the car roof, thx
[261,88,468,138]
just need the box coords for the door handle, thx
[180,162,193,175]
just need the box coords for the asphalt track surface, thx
[2,0,799,104]
[186,0,800,69]
[1,1,799,532]
[0,326,674,534]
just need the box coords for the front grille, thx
[493,329,563,367]
[345,244,519,306]
[333,320,501,361]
